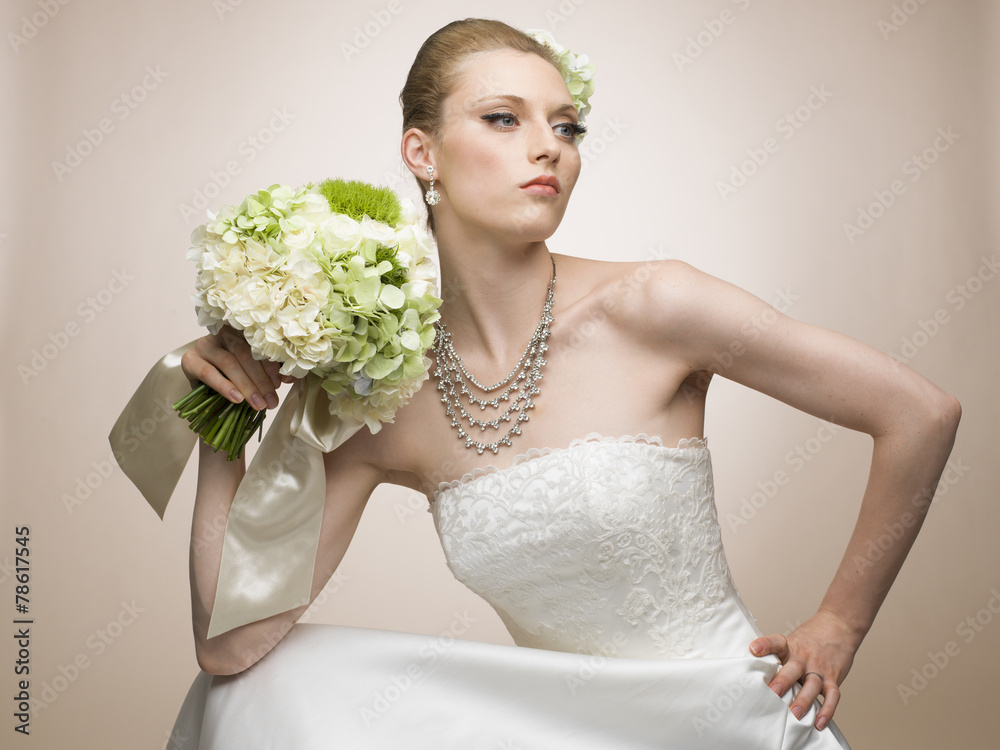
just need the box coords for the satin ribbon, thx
[108,339,363,638]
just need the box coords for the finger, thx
[216,324,288,394]
[750,634,788,661]
[194,338,271,410]
[217,335,279,410]
[232,349,280,410]
[788,671,824,720]
[261,359,283,390]
[767,655,807,698]
[814,683,840,731]
[181,345,244,405]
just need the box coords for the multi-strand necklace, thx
[431,255,556,455]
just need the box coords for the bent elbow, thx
[195,640,254,676]
[196,649,241,676]
[936,393,962,433]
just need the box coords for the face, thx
[429,48,583,242]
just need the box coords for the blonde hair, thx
[399,18,562,234]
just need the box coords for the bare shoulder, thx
[612,258,724,327]
[562,255,724,343]
[564,255,802,386]
[595,257,782,347]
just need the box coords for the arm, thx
[634,260,961,728]
[181,329,385,675]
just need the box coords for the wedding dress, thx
[169,433,852,749]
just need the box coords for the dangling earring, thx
[424,165,441,206]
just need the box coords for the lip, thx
[520,175,561,195]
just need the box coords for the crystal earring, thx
[424,165,441,206]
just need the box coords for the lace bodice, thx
[430,433,760,660]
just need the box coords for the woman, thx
[165,18,959,749]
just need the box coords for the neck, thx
[433,226,556,377]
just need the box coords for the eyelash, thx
[480,111,587,139]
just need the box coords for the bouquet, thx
[173,178,442,460]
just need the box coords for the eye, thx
[480,111,518,130]
[554,122,584,139]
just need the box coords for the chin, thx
[508,221,561,244]
[503,205,567,240]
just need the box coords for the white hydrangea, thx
[187,181,443,430]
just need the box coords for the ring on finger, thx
[802,671,824,683]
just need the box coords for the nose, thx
[527,120,561,164]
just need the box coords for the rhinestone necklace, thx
[431,255,556,455]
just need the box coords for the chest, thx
[376,291,699,499]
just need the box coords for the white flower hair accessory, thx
[525,28,596,123]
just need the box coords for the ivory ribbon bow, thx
[108,340,364,638]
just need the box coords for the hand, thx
[180,324,297,411]
[749,608,863,732]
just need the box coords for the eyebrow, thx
[470,94,578,117]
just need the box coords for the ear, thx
[401,127,435,182]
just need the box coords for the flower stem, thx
[173,382,269,461]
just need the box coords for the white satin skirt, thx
[170,623,851,749]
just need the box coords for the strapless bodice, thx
[430,433,765,659]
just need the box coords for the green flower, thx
[180,177,443,457]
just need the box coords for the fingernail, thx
[751,642,763,655]
[230,389,243,403]
[251,393,266,410]
[816,717,828,730]
[771,683,783,697]
[265,392,279,409]
[791,705,803,720]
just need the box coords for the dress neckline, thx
[431,431,709,502]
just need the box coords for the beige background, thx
[2,0,997,747]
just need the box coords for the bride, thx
[161,17,958,749]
